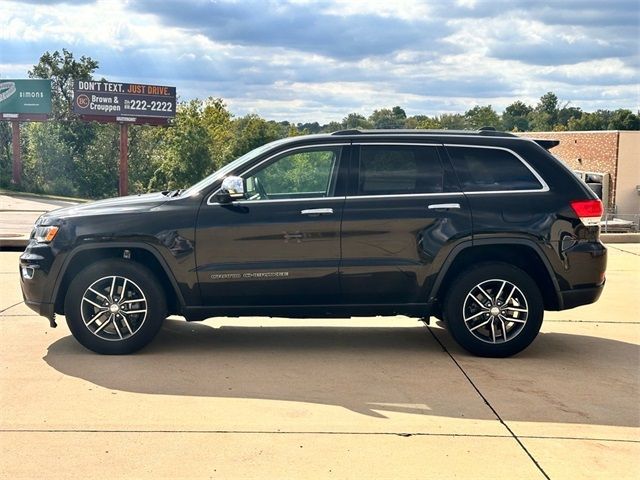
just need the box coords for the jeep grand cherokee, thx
[19,129,606,356]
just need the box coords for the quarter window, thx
[244,148,340,201]
[447,146,543,192]
[357,145,444,195]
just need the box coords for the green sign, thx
[0,79,52,114]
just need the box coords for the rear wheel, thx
[443,263,543,357]
[64,259,167,354]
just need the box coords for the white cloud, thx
[1,0,638,122]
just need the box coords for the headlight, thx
[33,226,59,243]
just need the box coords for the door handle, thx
[428,203,461,210]
[301,208,334,216]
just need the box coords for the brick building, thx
[519,130,639,215]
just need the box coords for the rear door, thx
[339,142,472,304]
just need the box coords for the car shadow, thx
[43,319,639,426]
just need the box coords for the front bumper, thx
[19,242,61,327]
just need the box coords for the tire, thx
[443,262,543,357]
[64,259,167,354]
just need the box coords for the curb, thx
[600,233,640,243]
[0,236,29,249]
[0,189,89,204]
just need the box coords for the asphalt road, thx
[1,245,638,479]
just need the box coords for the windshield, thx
[182,138,290,197]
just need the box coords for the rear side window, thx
[447,146,543,192]
[358,145,443,195]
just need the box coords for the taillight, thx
[570,199,603,226]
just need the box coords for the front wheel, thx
[64,259,167,354]
[443,263,543,357]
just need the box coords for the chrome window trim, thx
[346,192,464,200]
[443,144,550,194]
[207,141,550,205]
[352,142,441,147]
[207,143,349,206]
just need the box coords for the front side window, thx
[447,146,543,192]
[244,147,340,201]
[357,145,444,195]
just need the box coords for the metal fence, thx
[601,212,640,233]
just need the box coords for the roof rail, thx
[331,128,516,138]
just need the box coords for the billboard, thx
[73,80,176,118]
[0,79,52,114]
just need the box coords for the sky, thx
[1,0,639,123]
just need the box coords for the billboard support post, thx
[11,120,21,186]
[119,122,129,197]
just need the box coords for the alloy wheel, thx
[80,275,148,341]
[462,278,529,344]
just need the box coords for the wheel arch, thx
[53,243,185,316]
[428,239,562,312]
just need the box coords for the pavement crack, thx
[0,429,511,437]
[0,301,24,315]
[427,326,551,480]
[606,245,640,256]
[545,320,638,324]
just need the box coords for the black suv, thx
[19,129,606,357]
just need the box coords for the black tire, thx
[64,259,167,354]
[443,262,543,357]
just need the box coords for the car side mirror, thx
[217,176,245,203]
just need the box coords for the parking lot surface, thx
[1,245,638,479]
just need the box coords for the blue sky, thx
[1,0,638,122]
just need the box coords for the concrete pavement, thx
[0,247,639,479]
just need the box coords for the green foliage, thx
[342,113,372,129]
[0,121,12,187]
[148,99,213,191]
[438,113,466,130]
[368,106,406,129]
[23,122,77,196]
[464,105,501,129]
[503,101,532,131]
[28,49,99,121]
[608,109,640,130]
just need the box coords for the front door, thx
[195,145,348,306]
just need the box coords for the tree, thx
[148,99,212,190]
[368,106,406,129]
[28,49,99,121]
[502,101,532,131]
[26,49,101,194]
[342,113,372,129]
[464,105,501,130]
[201,97,234,168]
[22,122,77,196]
[608,109,640,130]
[567,110,608,131]
[438,113,466,130]
[557,106,583,127]
[0,121,11,187]
[529,92,559,131]
[229,114,283,159]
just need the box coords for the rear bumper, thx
[559,282,605,310]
